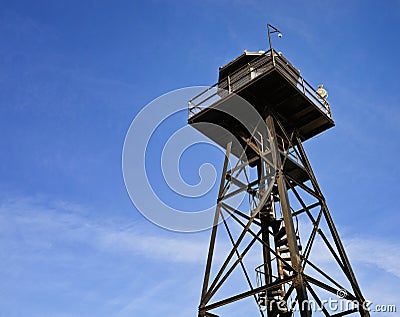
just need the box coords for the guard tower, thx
[188,25,370,317]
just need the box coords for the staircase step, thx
[275,237,288,247]
[278,244,302,253]
[278,246,290,253]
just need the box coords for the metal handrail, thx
[188,49,331,119]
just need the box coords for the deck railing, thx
[188,49,331,119]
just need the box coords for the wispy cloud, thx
[96,228,209,263]
[0,197,211,265]
[300,218,400,277]
[0,197,209,316]
[345,237,400,279]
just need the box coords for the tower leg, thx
[199,142,232,316]
[295,135,370,317]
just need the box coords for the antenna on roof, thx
[267,23,283,52]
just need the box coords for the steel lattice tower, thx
[187,27,370,317]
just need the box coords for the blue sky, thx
[0,1,400,316]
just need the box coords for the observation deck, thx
[187,49,334,180]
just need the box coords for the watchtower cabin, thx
[188,49,334,184]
